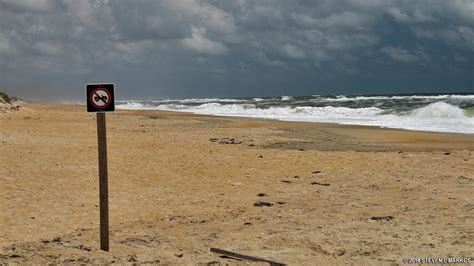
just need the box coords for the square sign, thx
[86,83,115,112]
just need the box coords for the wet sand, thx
[1,104,473,264]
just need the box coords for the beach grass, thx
[0,91,11,103]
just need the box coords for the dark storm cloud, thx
[0,0,472,100]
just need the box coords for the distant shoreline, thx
[25,103,474,145]
[112,93,473,134]
[20,102,473,136]
[18,92,474,134]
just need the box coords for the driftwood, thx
[210,247,286,266]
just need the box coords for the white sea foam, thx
[151,99,177,103]
[117,100,474,133]
[369,102,474,133]
[117,102,168,110]
[120,102,201,111]
[281,96,293,101]
[392,94,474,100]
[410,102,466,119]
[315,94,474,102]
[178,98,246,103]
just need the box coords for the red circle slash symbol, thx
[90,88,111,109]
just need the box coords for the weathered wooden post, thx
[86,83,115,251]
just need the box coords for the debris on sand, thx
[370,216,394,221]
[210,248,286,266]
[209,138,242,145]
[253,201,273,207]
[311,181,330,186]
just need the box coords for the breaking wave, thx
[117,95,474,134]
[315,94,474,102]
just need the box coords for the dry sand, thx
[0,104,473,265]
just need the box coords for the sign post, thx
[86,83,115,251]
[97,112,109,251]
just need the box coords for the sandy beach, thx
[0,104,473,265]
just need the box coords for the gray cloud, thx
[182,26,228,55]
[0,0,472,100]
[1,0,58,12]
[382,46,419,62]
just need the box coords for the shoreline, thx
[47,103,474,136]
[111,93,474,135]
[133,108,474,136]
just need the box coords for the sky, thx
[0,0,473,101]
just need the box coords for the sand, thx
[0,104,473,265]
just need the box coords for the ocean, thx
[116,93,474,134]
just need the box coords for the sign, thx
[86,83,115,112]
[86,82,114,251]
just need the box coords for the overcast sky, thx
[0,0,473,100]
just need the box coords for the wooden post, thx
[97,112,109,251]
